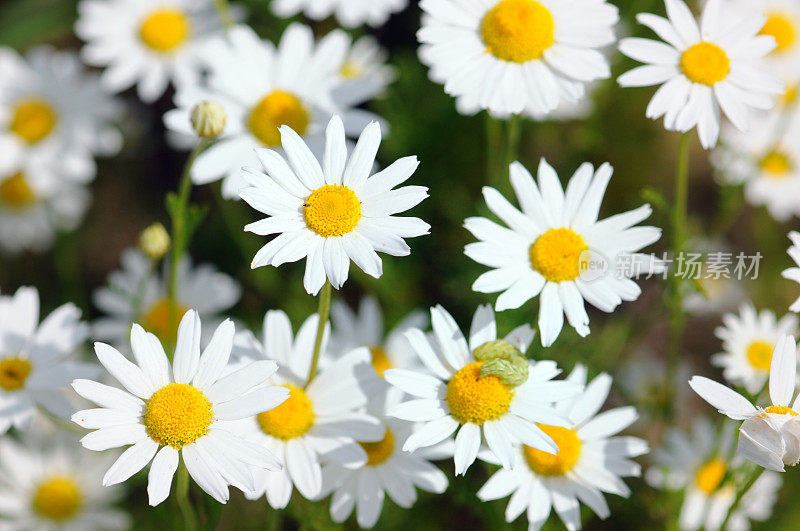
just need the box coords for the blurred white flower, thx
[333,36,395,111]
[705,470,782,531]
[783,231,800,313]
[271,0,406,28]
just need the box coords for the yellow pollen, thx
[359,428,395,466]
[341,61,363,79]
[760,151,792,177]
[529,228,588,282]
[0,356,32,391]
[32,476,83,522]
[761,13,797,53]
[303,185,362,237]
[257,385,314,440]
[695,458,726,495]
[763,405,798,416]
[139,9,191,52]
[446,361,512,425]
[141,298,188,346]
[746,340,774,371]
[523,425,581,476]
[0,173,38,209]
[782,83,798,106]
[143,383,213,449]
[369,346,392,377]
[10,98,57,144]
[247,91,310,147]
[481,0,555,63]
[681,42,730,86]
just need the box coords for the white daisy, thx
[75,0,229,102]
[72,310,287,505]
[618,0,784,149]
[464,158,662,347]
[417,0,619,117]
[712,303,798,395]
[477,365,647,531]
[782,231,800,313]
[92,248,241,349]
[231,309,385,507]
[239,115,429,295]
[271,0,406,28]
[0,286,95,434]
[689,334,800,472]
[704,470,782,531]
[333,36,395,111]
[384,304,581,475]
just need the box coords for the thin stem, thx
[176,462,198,531]
[213,0,235,30]
[720,467,764,529]
[504,113,522,169]
[306,281,332,385]
[485,113,503,187]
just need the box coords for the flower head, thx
[783,231,800,313]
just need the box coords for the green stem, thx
[720,467,764,530]
[485,113,503,187]
[306,281,332,385]
[504,114,522,169]
[176,462,198,531]
[213,0,235,30]
[53,230,88,313]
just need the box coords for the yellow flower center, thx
[341,61,363,79]
[783,83,799,106]
[760,151,792,178]
[746,340,774,371]
[763,405,798,416]
[0,356,32,391]
[0,173,38,209]
[695,458,726,495]
[143,383,213,449]
[446,361,512,425]
[680,42,730,86]
[139,9,191,52]
[523,425,581,476]
[369,346,392,377]
[303,184,362,237]
[529,228,589,282]
[481,0,555,63]
[247,91,310,147]
[141,298,188,347]
[359,428,395,466]
[10,98,57,144]
[761,13,797,53]
[32,476,83,522]
[257,385,314,440]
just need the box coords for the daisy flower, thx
[689,334,800,472]
[464,158,662,347]
[0,286,95,434]
[240,115,429,295]
[92,248,240,348]
[417,0,619,117]
[477,365,647,530]
[385,304,581,475]
[72,310,287,505]
[712,303,798,395]
[271,0,406,28]
[333,36,395,111]
[0,425,129,530]
[231,309,385,507]
[618,0,784,149]
[782,231,800,313]
[704,471,782,531]
[75,0,230,102]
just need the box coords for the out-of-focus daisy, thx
[92,248,240,348]
[682,239,747,316]
[690,334,800,472]
[464,158,661,347]
[385,304,581,475]
[272,0,406,28]
[240,115,429,295]
[618,352,694,426]
[333,36,395,112]
[477,365,647,530]
[618,0,783,149]
[0,286,95,434]
[782,231,800,313]
[73,310,287,505]
[232,310,384,507]
[713,303,798,395]
[705,470,782,531]
[75,0,230,102]
[418,0,619,117]
[0,426,129,530]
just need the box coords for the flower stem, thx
[504,113,522,169]
[306,281,332,385]
[485,113,503,187]
[176,461,198,531]
[720,467,764,529]
[213,0,235,30]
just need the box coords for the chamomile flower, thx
[690,334,800,472]
[712,304,798,395]
[271,0,406,28]
[0,286,95,434]
[464,159,662,347]
[418,0,619,117]
[385,304,581,475]
[92,248,240,349]
[782,231,800,313]
[705,471,782,531]
[240,115,429,295]
[232,310,385,507]
[333,36,395,111]
[477,365,647,531]
[618,0,784,149]
[75,0,229,102]
[72,310,287,505]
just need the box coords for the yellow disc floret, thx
[0,356,32,391]
[141,298,188,346]
[530,228,589,282]
[248,91,310,147]
[681,42,730,86]
[760,151,792,177]
[341,61,363,79]
[10,98,57,144]
[694,458,727,494]
[257,385,314,440]
[139,9,191,52]
[446,361,512,425]
[763,405,798,416]
[523,425,581,476]
[746,340,774,371]
[303,185,362,237]
[359,428,395,466]
[143,383,213,449]
[32,476,83,522]
[761,13,797,53]
[0,173,38,209]
[370,346,392,377]
[481,0,555,63]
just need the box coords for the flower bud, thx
[139,223,170,260]
[190,101,226,138]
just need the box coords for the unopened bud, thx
[474,339,529,386]
[139,223,170,260]
[191,101,226,138]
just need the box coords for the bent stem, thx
[176,461,198,531]
[720,467,764,529]
[306,281,332,385]
[213,0,235,30]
